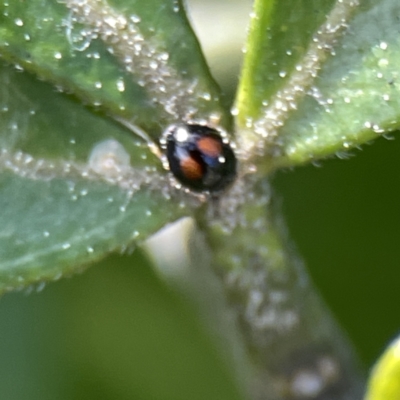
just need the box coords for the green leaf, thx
[236,0,336,124]
[0,172,184,293]
[236,0,400,169]
[0,62,155,165]
[0,0,229,139]
[0,61,192,294]
[365,335,400,400]
[0,0,230,293]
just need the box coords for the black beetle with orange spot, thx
[164,124,237,193]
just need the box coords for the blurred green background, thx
[0,252,245,400]
[275,135,400,367]
[1,0,399,398]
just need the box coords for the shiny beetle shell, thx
[164,124,237,193]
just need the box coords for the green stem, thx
[198,175,365,400]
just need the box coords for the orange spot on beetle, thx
[197,136,222,158]
[180,157,203,180]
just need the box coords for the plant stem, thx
[198,175,365,400]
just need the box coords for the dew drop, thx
[373,124,383,133]
[54,52,62,60]
[104,15,121,29]
[378,58,389,67]
[130,14,141,23]
[62,243,71,250]
[133,43,142,53]
[201,92,211,101]
[231,107,239,116]
[379,41,388,50]
[116,78,125,92]
[94,81,102,89]
[291,370,324,398]
[14,18,23,26]
[159,52,169,61]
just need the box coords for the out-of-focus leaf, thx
[0,252,245,400]
[365,335,400,400]
[236,0,400,169]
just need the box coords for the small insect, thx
[162,124,237,193]
[114,117,237,193]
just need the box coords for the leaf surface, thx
[0,61,191,294]
[0,0,230,293]
[236,0,400,168]
[0,0,229,139]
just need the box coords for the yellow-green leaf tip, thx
[365,335,400,400]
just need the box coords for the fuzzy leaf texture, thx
[0,0,226,293]
[236,0,400,169]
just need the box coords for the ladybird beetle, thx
[164,124,237,193]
